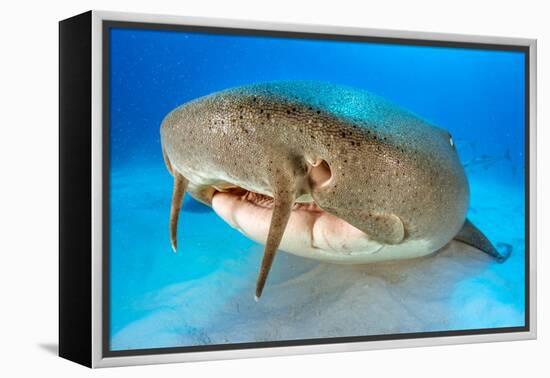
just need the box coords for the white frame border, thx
[90,10,537,368]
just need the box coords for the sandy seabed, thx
[109,164,525,351]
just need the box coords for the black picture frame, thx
[59,10,535,368]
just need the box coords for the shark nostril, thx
[309,159,332,189]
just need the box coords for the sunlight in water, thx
[108,27,526,350]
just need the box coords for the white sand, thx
[110,165,525,351]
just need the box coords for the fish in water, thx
[465,148,515,172]
[160,81,510,300]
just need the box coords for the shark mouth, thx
[211,188,383,262]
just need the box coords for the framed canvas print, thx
[59,10,537,368]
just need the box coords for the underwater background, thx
[108,27,526,351]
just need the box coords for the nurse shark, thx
[160,81,510,300]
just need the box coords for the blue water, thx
[108,27,526,350]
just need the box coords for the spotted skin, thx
[160,81,508,299]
